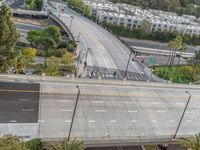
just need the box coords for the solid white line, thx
[21,109,35,112]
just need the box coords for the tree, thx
[0,135,28,150]
[140,19,151,33]
[192,50,200,76]
[167,36,183,66]
[61,52,75,66]
[0,3,19,72]
[181,133,200,150]
[27,26,61,49]
[51,138,84,150]
[24,0,43,11]
[13,48,36,74]
[35,0,44,11]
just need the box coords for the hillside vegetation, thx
[109,0,200,17]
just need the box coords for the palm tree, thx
[51,138,84,150]
[181,133,200,150]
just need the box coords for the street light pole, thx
[68,85,80,141]
[123,50,133,80]
[69,16,74,31]
[172,91,192,140]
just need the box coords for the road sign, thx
[148,56,156,65]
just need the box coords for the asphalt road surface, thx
[38,79,200,146]
[48,3,149,81]
[122,38,198,53]
[0,82,39,123]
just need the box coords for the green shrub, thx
[25,138,43,150]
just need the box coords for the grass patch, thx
[153,66,198,83]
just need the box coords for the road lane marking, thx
[128,110,138,113]
[150,102,160,105]
[176,102,185,105]
[151,120,157,123]
[38,120,45,123]
[19,99,31,101]
[59,109,72,112]
[21,109,35,112]
[131,120,137,123]
[88,120,95,123]
[10,120,17,123]
[156,110,166,113]
[121,101,135,104]
[169,120,175,123]
[64,120,71,123]
[110,120,116,123]
[57,100,71,103]
[92,100,104,103]
[95,110,107,112]
[187,120,192,122]
[0,89,39,93]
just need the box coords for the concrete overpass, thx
[0,74,200,147]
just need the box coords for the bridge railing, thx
[49,12,75,41]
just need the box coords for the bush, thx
[25,138,43,150]
[179,66,194,79]
[49,48,66,57]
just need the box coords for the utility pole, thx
[68,85,80,141]
[123,50,134,80]
[69,16,74,31]
[172,91,192,140]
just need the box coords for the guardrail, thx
[49,12,75,41]
[12,9,48,16]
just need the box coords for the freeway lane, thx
[39,80,200,145]
[0,82,39,123]
[49,2,148,78]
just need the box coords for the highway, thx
[0,75,200,145]
[0,81,39,140]
[48,2,149,81]
[35,75,200,146]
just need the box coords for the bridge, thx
[0,74,200,147]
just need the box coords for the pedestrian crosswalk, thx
[85,66,148,81]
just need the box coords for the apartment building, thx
[83,0,200,36]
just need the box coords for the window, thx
[158,24,161,27]
[128,19,131,22]
[165,25,167,28]
[153,24,156,27]
[134,21,137,24]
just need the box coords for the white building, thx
[84,0,200,36]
